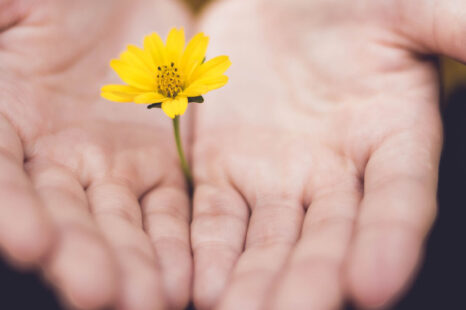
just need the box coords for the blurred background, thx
[1,0,466,309]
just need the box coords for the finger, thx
[27,161,118,310]
[217,196,304,310]
[346,129,442,308]
[87,180,166,310]
[141,185,191,310]
[0,114,53,265]
[268,176,361,310]
[191,184,249,310]
[396,0,466,62]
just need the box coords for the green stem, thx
[172,116,193,191]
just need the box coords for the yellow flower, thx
[101,28,231,118]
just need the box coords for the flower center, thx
[157,62,183,98]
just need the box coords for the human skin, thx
[0,0,194,309]
[191,0,465,309]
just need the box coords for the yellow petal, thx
[144,32,167,66]
[161,96,188,119]
[101,84,144,94]
[127,44,155,71]
[181,33,209,80]
[182,75,229,97]
[110,59,155,90]
[189,56,231,84]
[101,92,134,102]
[120,49,152,74]
[134,92,167,104]
[165,28,185,63]
[101,84,142,102]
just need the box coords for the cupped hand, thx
[191,0,464,309]
[0,0,193,309]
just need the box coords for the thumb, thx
[397,0,466,62]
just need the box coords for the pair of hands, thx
[0,0,463,309]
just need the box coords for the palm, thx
[192,0,442,309]
[0,0,192,309]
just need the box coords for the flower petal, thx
[126,44,155,72]
[182,75,229,97]
[110,59,155,90]
[120,49,152,74]
[134,92,168,104]
[189,55,231,84]
[144,32,167,66]
[161,96,188,119]
[101,84,144,94]
[101,84,143,102]
[101,92,134,102]
[165,28,185,63]
[181,32,209,80]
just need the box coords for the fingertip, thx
[158,243,192,310]
[1,209,55,268]
[193,295,214,310]
[193,248,240,310]
[346,227,423,309]
[193,268,224,310]
[117,251,167,310]
[193,245,242,310]
[193,271,224,310]
[65,270,116,310]
[269,261,343,310]
[140,186,192,309]
[191,185,249,310]
[64,263,117,310]
[46,231,118,310]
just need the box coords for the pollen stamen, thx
[157,63,184,98]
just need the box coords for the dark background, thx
[1,88,465,310]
